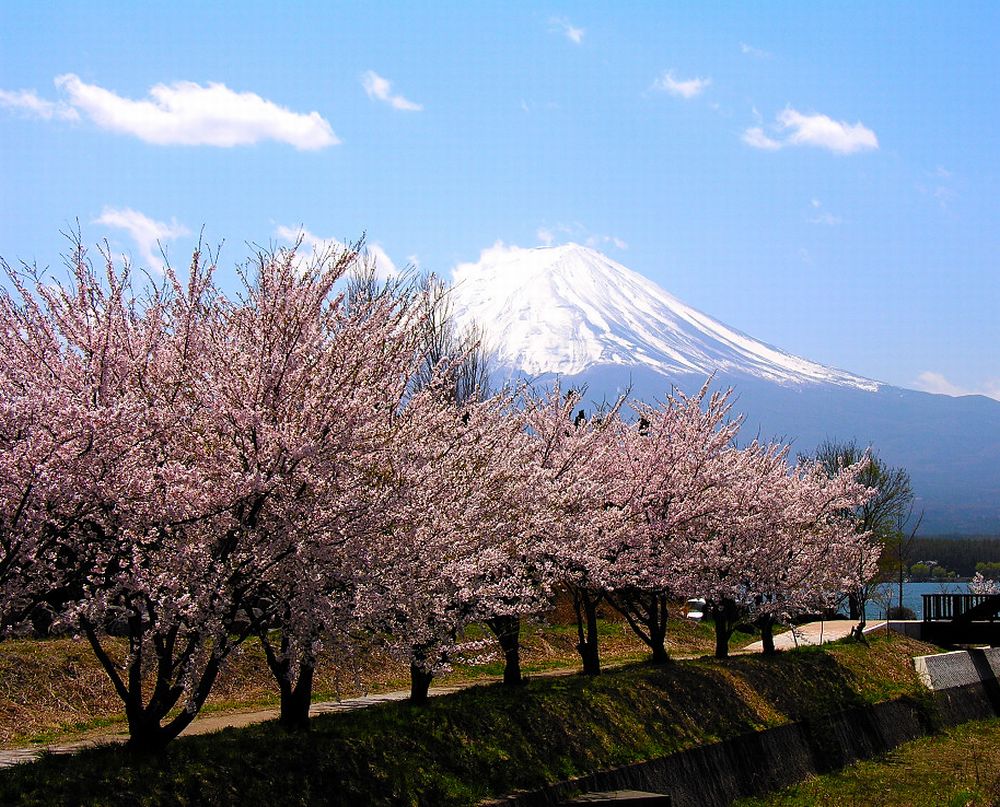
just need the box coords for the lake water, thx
[864,580,971,621]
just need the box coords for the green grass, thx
[736,717,1000,807]
[0,633,936,806]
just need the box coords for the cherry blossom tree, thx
[675,437,876,658]
[0,236,259,751]
[201,244,425,730]
[601,384,740,663]
[350,381,538,701]
[970,572,1000,595]
[516,385,630,676]
[0,234,426,745]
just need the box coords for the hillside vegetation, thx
[0,633,936,806]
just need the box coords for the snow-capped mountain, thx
[450,242,1000,534]
[451,243,877,390]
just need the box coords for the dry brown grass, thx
[0,601,735,749]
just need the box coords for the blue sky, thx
[1,2,997,398]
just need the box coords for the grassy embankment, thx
[0,604,734,749]
[736,717,1000,807]
[0,628,937,807]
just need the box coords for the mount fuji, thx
[451,243,1000,534]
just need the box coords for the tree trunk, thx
[712,598,739,659]
[259,631,315,731]
[82,617,223,754]
[608,590,670,664]
[278,659,314,731]
[714,615,729,659]
[848,591,862,620]
[572,587,602,675]
[486,615,523,686]
[759,613,776,656]
[410,662,434,704]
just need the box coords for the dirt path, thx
[0,623,881,769]
[0,682,475,769]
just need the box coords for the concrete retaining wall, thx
[496,650,1000,807]
[494,699,935,807]
[913,647,1000,690]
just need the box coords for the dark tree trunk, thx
[848,591,862,620]
[259,631,316,731]
[410,662,434,704]
[608,590,670,664]
[82,616,224,754]
[572,587,602,675]
[758,613,776,656]
[486,614,523,686]
[712,598,739,659]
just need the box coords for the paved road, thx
[742,619,887,652]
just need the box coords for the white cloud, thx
[777,108,878,154]
[741,126,782,150]
[47,74,338,149]
[537,227,554,246]
[0,88,78,120]
[913,372,1000,401]
[361,71,422,112]
[652,71,711,99]
[94,207,189,271]
[550,17,584,44]
[275,225,398,280]
[743,107,878,155]
[740,43,772,59]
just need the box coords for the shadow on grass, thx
[0,638,926,807]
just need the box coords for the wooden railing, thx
[923,594,1000,623]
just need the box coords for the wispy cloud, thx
[917,166,958,210]
[743,107,878,155]
[275,225,399,280]
[361,71,422,111]
[28,74,338,149]
[913,371,1000,401]
[587,234,628,250]
[652,71,711,99]
[550,17,584,45]
[0,87,78,120]
[742,126,782,150]
[740,42,772,59]
[537,223,626,251]
[807,198,842,226]
[94,207,189,271]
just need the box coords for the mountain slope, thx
[451,242,877,389]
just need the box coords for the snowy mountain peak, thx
[450,242,879,391]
